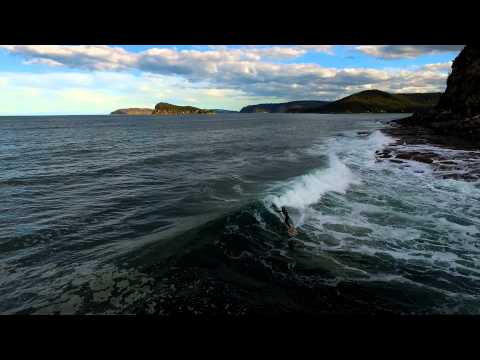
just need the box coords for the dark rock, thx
[412,155,434,164]
[437,46,480,118]
[377,149,393,158]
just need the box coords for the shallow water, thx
[1,113,479,314]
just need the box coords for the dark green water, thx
[1,113,479,315]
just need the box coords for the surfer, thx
[273,205,297,235]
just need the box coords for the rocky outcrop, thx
[152,102,214,115]
[437,45,480,117]
[111,108,153,115]
[380,45,480,180]
[396,45,480,138]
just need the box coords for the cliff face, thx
[111,108,153,115]
[436,45,480,117]
[399,45,480,138]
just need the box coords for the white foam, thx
[267,131,394,212]
[261,129,480,302]
[269,153,360,211]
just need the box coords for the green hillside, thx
[297,90,442,113]
[152,102,214,115]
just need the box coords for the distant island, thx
[111,102,235,115]
[152,102,214,115]
[241,91,442,114]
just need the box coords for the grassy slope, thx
[305,90,442,113]
[240,101,331,113]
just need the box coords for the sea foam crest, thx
[270,152,360,210]
[267,131,393,211]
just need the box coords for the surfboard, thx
[287,225,298,237]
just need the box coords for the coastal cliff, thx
[396,45,480,138]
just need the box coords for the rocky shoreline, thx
[374,45,480,182]
[377,122,480,181]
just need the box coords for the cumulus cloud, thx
[0,45,458,111]
[0,45,330,70]
[0,45,136,70]
[355,45,464,59]
[421,61,453,72]
[295,45,334,54]
[23,58,65,67]
[207,45,334,55]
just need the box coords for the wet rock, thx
[377,149,393,158]
[411,155,434,164]
[379,125,480,181]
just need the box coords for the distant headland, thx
[240,91,442,114]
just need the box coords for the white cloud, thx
[295,45,334,54]
[355,45,464,59]
[0,45,136,70]
[0,45,459,114]
[23,58,64,67]
[421,62,453,72]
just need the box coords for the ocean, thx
[1,113,479,315]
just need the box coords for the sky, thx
[0,45,464,115]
